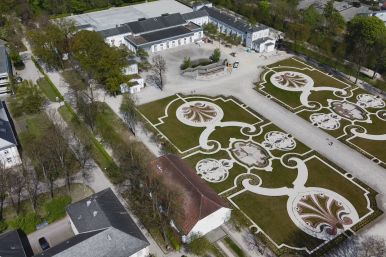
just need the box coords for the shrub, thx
[44,195,72,223]
[211,48,221,62]
[8,212,43,234]
[187,233,212,256]
[180,56,192,70]
[0,220,8,233]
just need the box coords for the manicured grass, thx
[37,78,58,101]
[223,237,246,257]
[44,196,72,223]
[139,94,381,256]
[257,57,386,165]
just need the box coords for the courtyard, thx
[138,94,381,256]
[256,58,386,168]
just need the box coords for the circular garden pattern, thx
[288,188,359,241]
[176,101,224,127]
[196,159,233,183]
[270,71,314,92]
[231,141,271,169]
[263,131,296,151]
[356,94,385,109]
[330,101,367,121]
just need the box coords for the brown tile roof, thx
[148,154,230,235]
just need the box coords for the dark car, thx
[233,61,239,68]
[38,237,50,251]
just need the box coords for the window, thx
[6,157,12,163]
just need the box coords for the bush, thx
[211,48,221,62]
[180,56,192,70]
[187,233,212,256]
[0,220,8,233]
[44,195,72,223]
[8,212,43,234]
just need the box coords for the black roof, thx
[99,24,132,38]
[66,188,148,243]
[34,231,102,257]
[0,101,18,150]
[0,43,11,74]
[0,230,34,257]
[182,9,209,20]
[203,7,267,33]
[126,13,186,34]
[125,23,201,47]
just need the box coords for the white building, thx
[183,4,280,52]
[0,41,11,94]
[99,13,204,53]
[149,154,232,242]
[121,59,145,94]
[0,101,21,169]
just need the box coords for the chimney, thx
[93,211,98,217]
[86,200,92,207]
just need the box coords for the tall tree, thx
[120,93,138,135]
[150,55,167,91]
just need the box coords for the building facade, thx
[0,101,21,169]
[0,41,11,94]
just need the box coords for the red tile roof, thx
[148,154,230,235]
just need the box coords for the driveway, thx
[28,217,74,255]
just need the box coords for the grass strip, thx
[224,237,246,257]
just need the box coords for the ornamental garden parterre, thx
[138,94,382,256]
[256,58,386,168]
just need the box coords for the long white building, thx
[0,40,11,94]
[71,0,280,53]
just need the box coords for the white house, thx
[0,41,11,94]
[0,101,21,169]
[149,154,232,242]
[183,5,280,53]
[38,188,150,257]
[121,60,145,94]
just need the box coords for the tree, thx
[9,80,45,117]
[203,23,218,38]
[181,56,192,70]
[211,48,221,62]
[187,233,212,256]
[150,55,166,90]
[23,158,40,212]
[346,16,386,82]
[325,236,386,257]
[6,167,26,214]
[302,6,323,30]
[0,162,10,221]
[322,0,345,35]
[120,93,138,134]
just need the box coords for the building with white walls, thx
[149,154,232,242]
[0,101,21,169]
[0,40,11,94]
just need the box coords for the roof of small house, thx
[0,230,34,257]
[148,154,230,235]
[0,43,11,74]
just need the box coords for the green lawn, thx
[139,94,381,256]
[223,237,246,257]
[257,57,386,166]
[37,78,58,101]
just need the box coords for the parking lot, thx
[28,217,74,254]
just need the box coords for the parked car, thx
[230,52,236,57]
[233,61,239,68]
[15,76,23,83]
[38,237,50,251]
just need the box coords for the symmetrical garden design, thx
[256,58,386,167]
[138,94,381,256]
